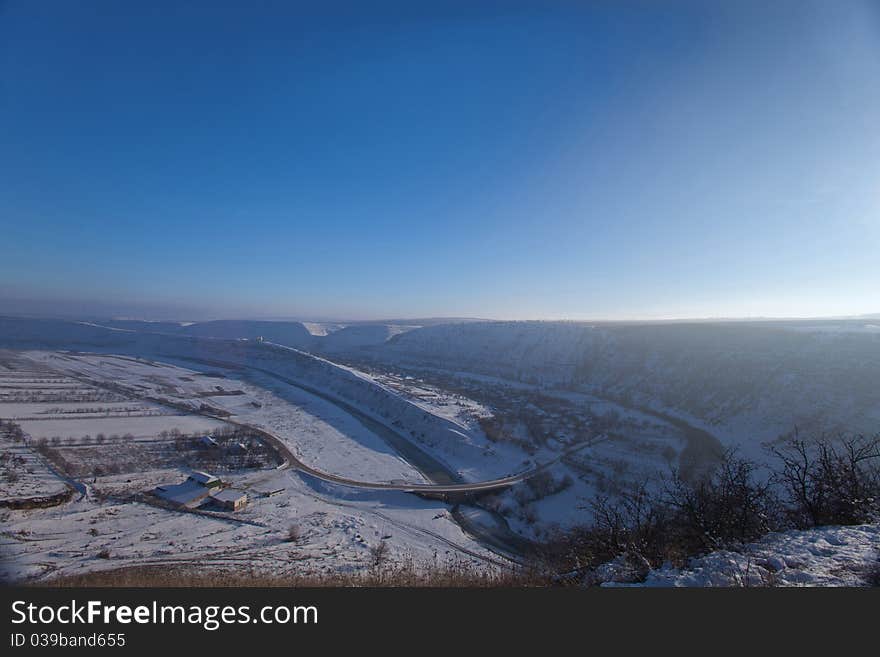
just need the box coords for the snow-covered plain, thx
[0,352,500,581]
[24,351,428,485]
[1,466,499,583]
[1,316,878,585]
[0,350,503,583]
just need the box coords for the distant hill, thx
[1,315,877,453]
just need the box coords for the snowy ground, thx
[335,362,698,540]
[0,359,77,502]
[24,351,426,485]
[610,523,880,587]
[0,350,505,583]
[0,433,69,503]
[0,466,501,584]
[1,315,877,585]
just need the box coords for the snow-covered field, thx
[0,359,75,503]
[0,433,69,503]
[26,351,427,485]
[0,316,877,586]
[0,466,499,584]
[0,349,504,583]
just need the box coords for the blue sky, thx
[1,1,878,320]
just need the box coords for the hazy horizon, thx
[2,1,878,320]
[0,291,877,325]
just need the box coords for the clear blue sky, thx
[1,1,878,320]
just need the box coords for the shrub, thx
[662,448,779,553]
[286,524,302,543]
[369,539,389,569]
[544,450,781,578]
[769,433,880,528]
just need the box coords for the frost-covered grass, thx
[627,523,880,587]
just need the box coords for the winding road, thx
[63,354,566,559]
[248,419,589,494]
[172,354,591,495]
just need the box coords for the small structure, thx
[154,480,212,508]
[199,435,219,449]
[210,488,248,512]
[188,470,221,489]
[258,488,284,498]
[153,470,222,509]
[227,441,249,455]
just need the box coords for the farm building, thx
[210,488,248,512]
[187,470,221,489]
[257,488,284,498]
[153,470,223,508]
[154,480,211,508]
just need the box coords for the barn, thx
[153,470,223,508]
[187,471,221,489]
[210,488,248,512]
[154,480,211,508]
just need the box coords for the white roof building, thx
[210,488,248,511]
[154,480,211,508]
[188,471,221,488]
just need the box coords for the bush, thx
[544,481,671,579]
[662,449,779,553]
[369,540,389,569]
[286,524,302,543]
[545,433,880,583]
[769,433,880,528]
[545,449,781,578]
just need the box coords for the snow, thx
[20,351,429,485]
[1,317,877,584]
[16,416,226,442]
[0,466,502,583]
[7,316,875,456]
[211,488,246,503]
[154,480,211,507]
[0,349,507,583]
[337,321,880,472]
[614,523,880,587]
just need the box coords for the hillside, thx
[363,321,880,451]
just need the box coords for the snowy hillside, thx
[63,318,420,352]
[2,315,878,462]
[363,321,880,451]
[0,318,524,482]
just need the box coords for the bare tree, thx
[769,432,880,527]
[370,539,390,569]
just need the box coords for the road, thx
[171,354,590,495]
[242,418,589,494]
[64,352,574,559]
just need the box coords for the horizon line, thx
[2,311,878,326]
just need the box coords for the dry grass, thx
[37,561,552,588]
